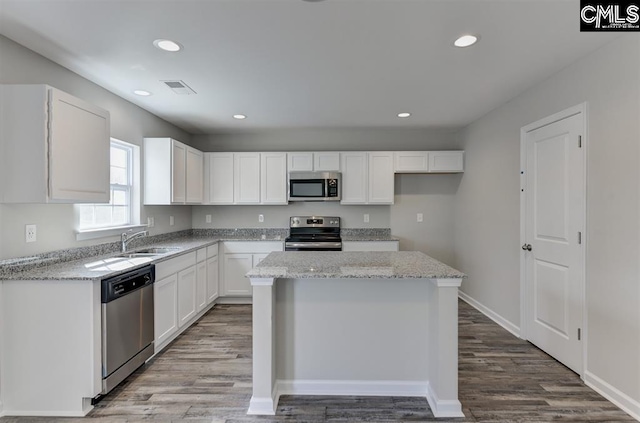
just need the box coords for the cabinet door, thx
[186,147,203,204]
[48,88,110,203]
[206,255,219,304]
[340,152,368,204]
[171,140,187,204]
[368,152,394,204]
[253,253,270,267]
[196,260,207,312]
[177,266,197,327]
[206,153,234,204]
[428,151,464,173]
[261,153,287,205]
[394,151,429,173]
[223,254,253,296]
[314,152,341,171]
[288,152,313,171]
[154,274,178,348]
[234,153,261,204]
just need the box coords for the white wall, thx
[454,35,640,414]
[0,35,193,259]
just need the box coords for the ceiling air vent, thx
[161,80,196,95]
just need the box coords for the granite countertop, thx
[246,251,466,279]
[341,235,400,242]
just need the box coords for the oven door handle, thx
[285,242,342,248]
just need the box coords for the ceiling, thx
[0,0,619,134]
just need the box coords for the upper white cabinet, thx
[260,153,288,204]
[288,152,340,172]
[0,84,110,203]
[394,151,464,173]
[341,152,394,205]
[429,151,464,173]
[144,138,203,205]
[205,152,287,205]
[234,153,261,204]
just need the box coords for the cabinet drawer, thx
[155,252,196,280]
[196,248,207,263]
[223,241,283,254]
[207,244,219,258]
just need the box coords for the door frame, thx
[519,102,588,377]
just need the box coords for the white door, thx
[340,152,368,204]
[368,152,394,204]
[171,140,187,203]
[522,107,585,374]
[223,253,253,296]
[206,153,235,204]
[185,147,203,204]
[234,153,261,204]
[260,153,288,204]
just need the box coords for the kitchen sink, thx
[116,247,181,258]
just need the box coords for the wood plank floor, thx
[1,301,635,422]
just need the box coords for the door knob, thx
[521,244,532,251]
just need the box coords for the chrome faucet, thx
[121,230,148,253]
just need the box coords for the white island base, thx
[247,275,464,418]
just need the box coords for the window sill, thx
[76,224,147,241]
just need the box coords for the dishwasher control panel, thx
[101,265,155,303]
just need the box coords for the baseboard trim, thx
[458,291,521,338]
[276,379,463,418]
[0,409,88,417]
[216,296,252,305]
[584,371,640,421]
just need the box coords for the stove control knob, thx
[292,218,300,225]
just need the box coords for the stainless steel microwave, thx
[288,172,341,202]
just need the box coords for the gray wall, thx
[192,128,462,265]
[454,35,640,409]
[0,35,193,259]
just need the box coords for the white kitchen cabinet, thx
[206,255,219,304]
[342,241,399,251]
[186,146,204,203]
[288,152,340,172]
[429,151,464,173]
[177,265,197,328]
[144,137,204,205]
[340,152,368,204]
[223,254,254,296]
[234,153,261,204]
[0,84,110,203]
[314,152,341,171]
[341,152,394,205]
[368,152,394,204]
[394,151,429,173]
[221,241,283,298]
[288,152,313,171]
[154,273,179,347]
[205,152,235,204]
[261,152,288,204]
[196,251,207,312]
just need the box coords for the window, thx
[78,139,135,230]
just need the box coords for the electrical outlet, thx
[169,216,174,226]
[206,214,212,223]
[364,214,370,223]
[25,224,37,243]
[417,213,423,222]
[258,214,264,223]
[147,217,155,227]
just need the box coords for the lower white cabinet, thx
[222,241,284,298]
[154,273,179,347]
[177,265,197,327]
[207,254,219,303]
[342,241,399,251]
[196,259,207,312]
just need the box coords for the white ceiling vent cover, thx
[161,80,196,95]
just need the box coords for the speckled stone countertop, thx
[246,251,466,279]
[340,228,399,242]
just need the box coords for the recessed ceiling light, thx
[153,39,182,52]
[233,114,247,120]
[397,112,411,118]
[454,34,478,48]
[133,90,152,96]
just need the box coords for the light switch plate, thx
[169,216,175,226]
[258,214,264,223]
[206,214,212,223]
[417,213,423,222]
[364,214,370,223]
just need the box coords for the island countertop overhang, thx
[246,251,466,280]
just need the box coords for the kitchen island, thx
[246,251,466,418]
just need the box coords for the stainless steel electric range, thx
[284,216,342,251]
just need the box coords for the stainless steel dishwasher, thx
[101,264,155,394]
